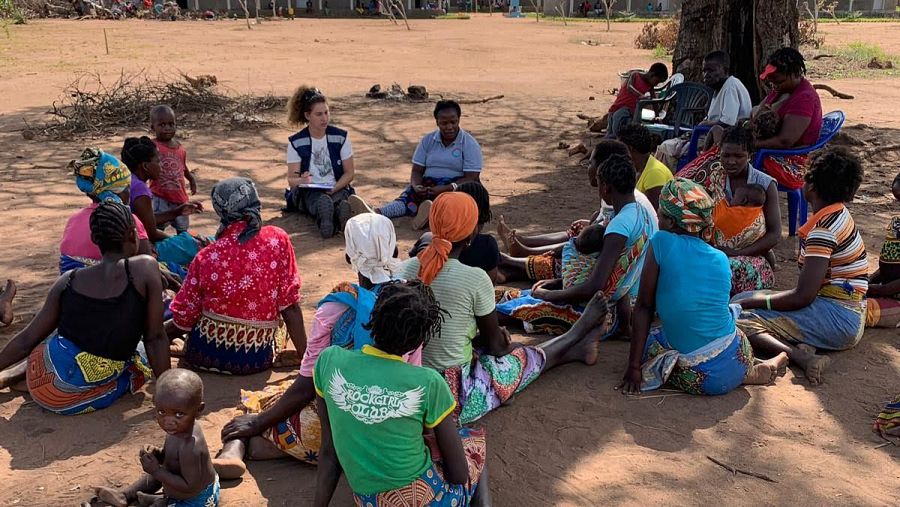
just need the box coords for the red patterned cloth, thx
[170,221,301,330]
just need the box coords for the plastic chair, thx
[753,110,845,236]
[632,82,713,140]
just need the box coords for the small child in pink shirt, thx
[150,105,197,233]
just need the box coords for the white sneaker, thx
[411,200,433,230]
[347,195,375,217]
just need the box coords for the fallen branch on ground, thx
[706,456,778,483]
[625,420,688,438]
[458,95,504,104]
[813,84,854,100]
[864,143,900,158]
[812,54,836,60]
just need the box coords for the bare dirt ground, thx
[0,15,898,507]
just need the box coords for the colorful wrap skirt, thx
[240,383,322,464]
[25,334,151,415]
[735,292,866,351]
[184,312,286,375]
[760,153,808,190]
[866,297,900,328]
[441,347,545,425]
[640,319,753,396]
[874,395,900,438]
[523,252,562,281]
[353,427,486,507]
[167,475,220,507]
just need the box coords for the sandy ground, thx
[0,15,898,507]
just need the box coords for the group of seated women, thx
[0,45,897,506]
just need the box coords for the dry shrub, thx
[40,71,286,138]
[634,17,679,53]
[798,19,823,49]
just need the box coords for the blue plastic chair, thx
[754,110,845,236]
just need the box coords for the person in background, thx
[607,63,669,139]
[149,105,198,235]
[617,122,673,209]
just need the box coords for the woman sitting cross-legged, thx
[495,153,657,337]
[166,177,308,375]
[616,178,788,396]
[399,192,609,425]
[313,280,489,507]
[0,201,170,414]
[349,100,483,230]
[213,213,412,479]
[733,147,867,385]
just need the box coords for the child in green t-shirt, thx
[313,280,489,506]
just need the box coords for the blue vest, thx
[288,125,351,188]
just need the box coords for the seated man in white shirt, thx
[656,50,753,169]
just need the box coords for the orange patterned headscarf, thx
[417,192,479,285]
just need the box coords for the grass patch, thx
[651,43,667,58]
[838,41,889,63]
[435,14,470,19]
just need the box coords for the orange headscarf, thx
[417,192,479,285]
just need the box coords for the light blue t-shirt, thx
[651,230,735,353]
[604,202,658,300]
[412,128,483,180]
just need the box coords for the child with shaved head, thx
[95,368,219,507]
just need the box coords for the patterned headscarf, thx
[659,178,715,234]
[211,177,262,244]
[417,192,479,285]
[344,213,401,284]
[70,148,131,203]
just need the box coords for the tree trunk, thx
[672,0,799,103]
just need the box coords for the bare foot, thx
[798,344,830,385]
[743,352,789,385]
[571,291,610,337]
[136,491,166,507]
[0,279,16,326]
[273,349,302,368]
[169,338,185,358]
[567,142,587,157]
[497,215,515,253]
[94,487,128,507]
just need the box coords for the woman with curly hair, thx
[284,86,357,238]
[734,147,867,385]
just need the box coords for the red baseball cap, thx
[759,64,778,80]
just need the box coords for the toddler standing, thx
[150,105,197,233]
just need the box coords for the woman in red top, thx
[755,48,823,189]
[167,177,308,375]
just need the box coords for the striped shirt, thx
[798,203,868,300]
[398,258,496,371]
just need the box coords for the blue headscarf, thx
[70,148,131,203]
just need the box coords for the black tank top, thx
[57,259,147,361]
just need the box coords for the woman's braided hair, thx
[721,122,754,153]
[457,181,492,225]
[768,47,806,77]
[597,153,637,194]
[89,200,136,254]
[120,136,157,173]
[365,280,446,356]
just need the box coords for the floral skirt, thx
[640,323,753,396]
[353,427,486,507]
[442,347,545,425]
[26,334,150,415]
[240,381,321,464]
[729,255,775,296]
[185,313,286,375]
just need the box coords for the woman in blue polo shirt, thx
[349,99,484,230]
[284,86,356,239]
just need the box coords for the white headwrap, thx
[344,214,401,284]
